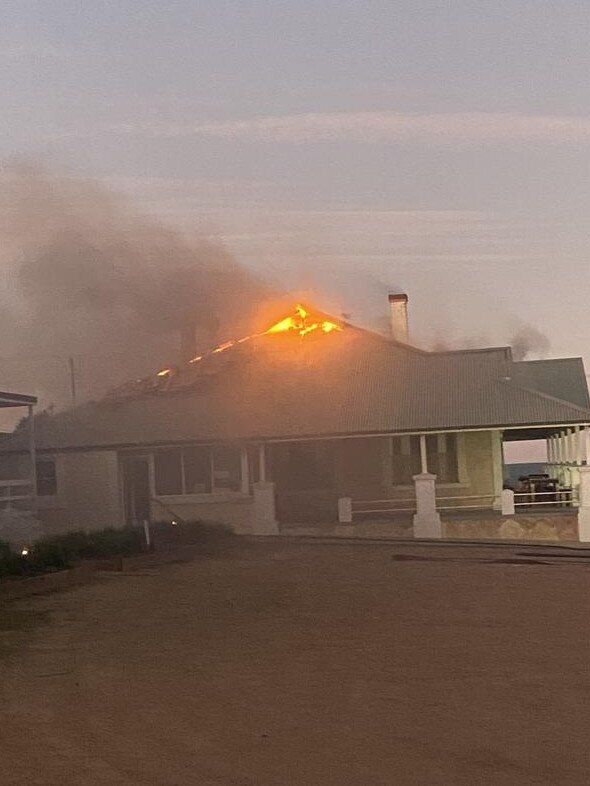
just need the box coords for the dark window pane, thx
[425,434,459,483]
[391,436,420,484]
[442,434,459,482]
[184,446,212,493]
[246,445,260,487]
[36,459,57,496]
[426,435,439,477]
[212,445,240,491]
[154,448,182,495]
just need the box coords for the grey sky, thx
[2,0,590,375]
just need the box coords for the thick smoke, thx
[510,323,551,361]
[0,163,271,410]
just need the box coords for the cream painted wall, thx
[36,448,257,536]
[449,431,499,506]
[36,450,123,535]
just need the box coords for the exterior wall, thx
[335,432,499,505]
[0,429,505,535]
[444,513,577,541]
[38,450,257,536]
[438,431,498,508]
[150,494,255,535]
[36,451,123,536]
[274,432,502,523]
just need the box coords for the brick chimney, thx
[388,293,409,343]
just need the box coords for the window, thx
[390,434,459,485]
[390,436,421,485]
[211,446,240,491]
[154,448,183,495]
[426,434,459,483]
[154,445,241,495]
[36,458,57,496]
[184,446,212,493]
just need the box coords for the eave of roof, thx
[0,390,37,407]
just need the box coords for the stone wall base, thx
[443,514,578,542]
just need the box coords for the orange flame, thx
[156,304,342,378]
[264,304,341,338]
[212,340,236,354]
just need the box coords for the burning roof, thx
[108,303,346,400]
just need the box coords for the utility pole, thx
[68,356,77,407]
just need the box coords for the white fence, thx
[434,493,496,511]
[336,496,416,523]
[351,496,416,515]
[341,489,579,523]
[512,488,577,509]
[342,493,497,522]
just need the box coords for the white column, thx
[240,447,249,494]
[252,482,278,535]
[577,466,590,542]
[419,434,428,474]
[491,430,503,510]
[585,428,590,466]
[566,429,574,488]
[412,472,441,539]
[575,426,582,465]
[338,497,353,524]
[28,404,37,511]
[501,488,515,516]
[258,443,267,483]
[558,431,567,486]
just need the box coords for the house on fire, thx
[1,294,589,538]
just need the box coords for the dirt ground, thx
[1,540,590,786]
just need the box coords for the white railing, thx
[434,493,496,511]
[338,496,416,522]
[513,489,577,508]
[342,492,495,522]
[0,479,34,510]
[352,497,416,515]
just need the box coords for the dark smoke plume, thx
[510,323,551,361]
[0,163,271,410]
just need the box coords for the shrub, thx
[0,520,235,580]
[149,519,234,548]
[0,540,11,560]
[0,527,145,579]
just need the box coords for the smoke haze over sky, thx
[1,1,589,441]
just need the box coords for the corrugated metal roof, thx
[2,326,589,452]
[510,358,590,410]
